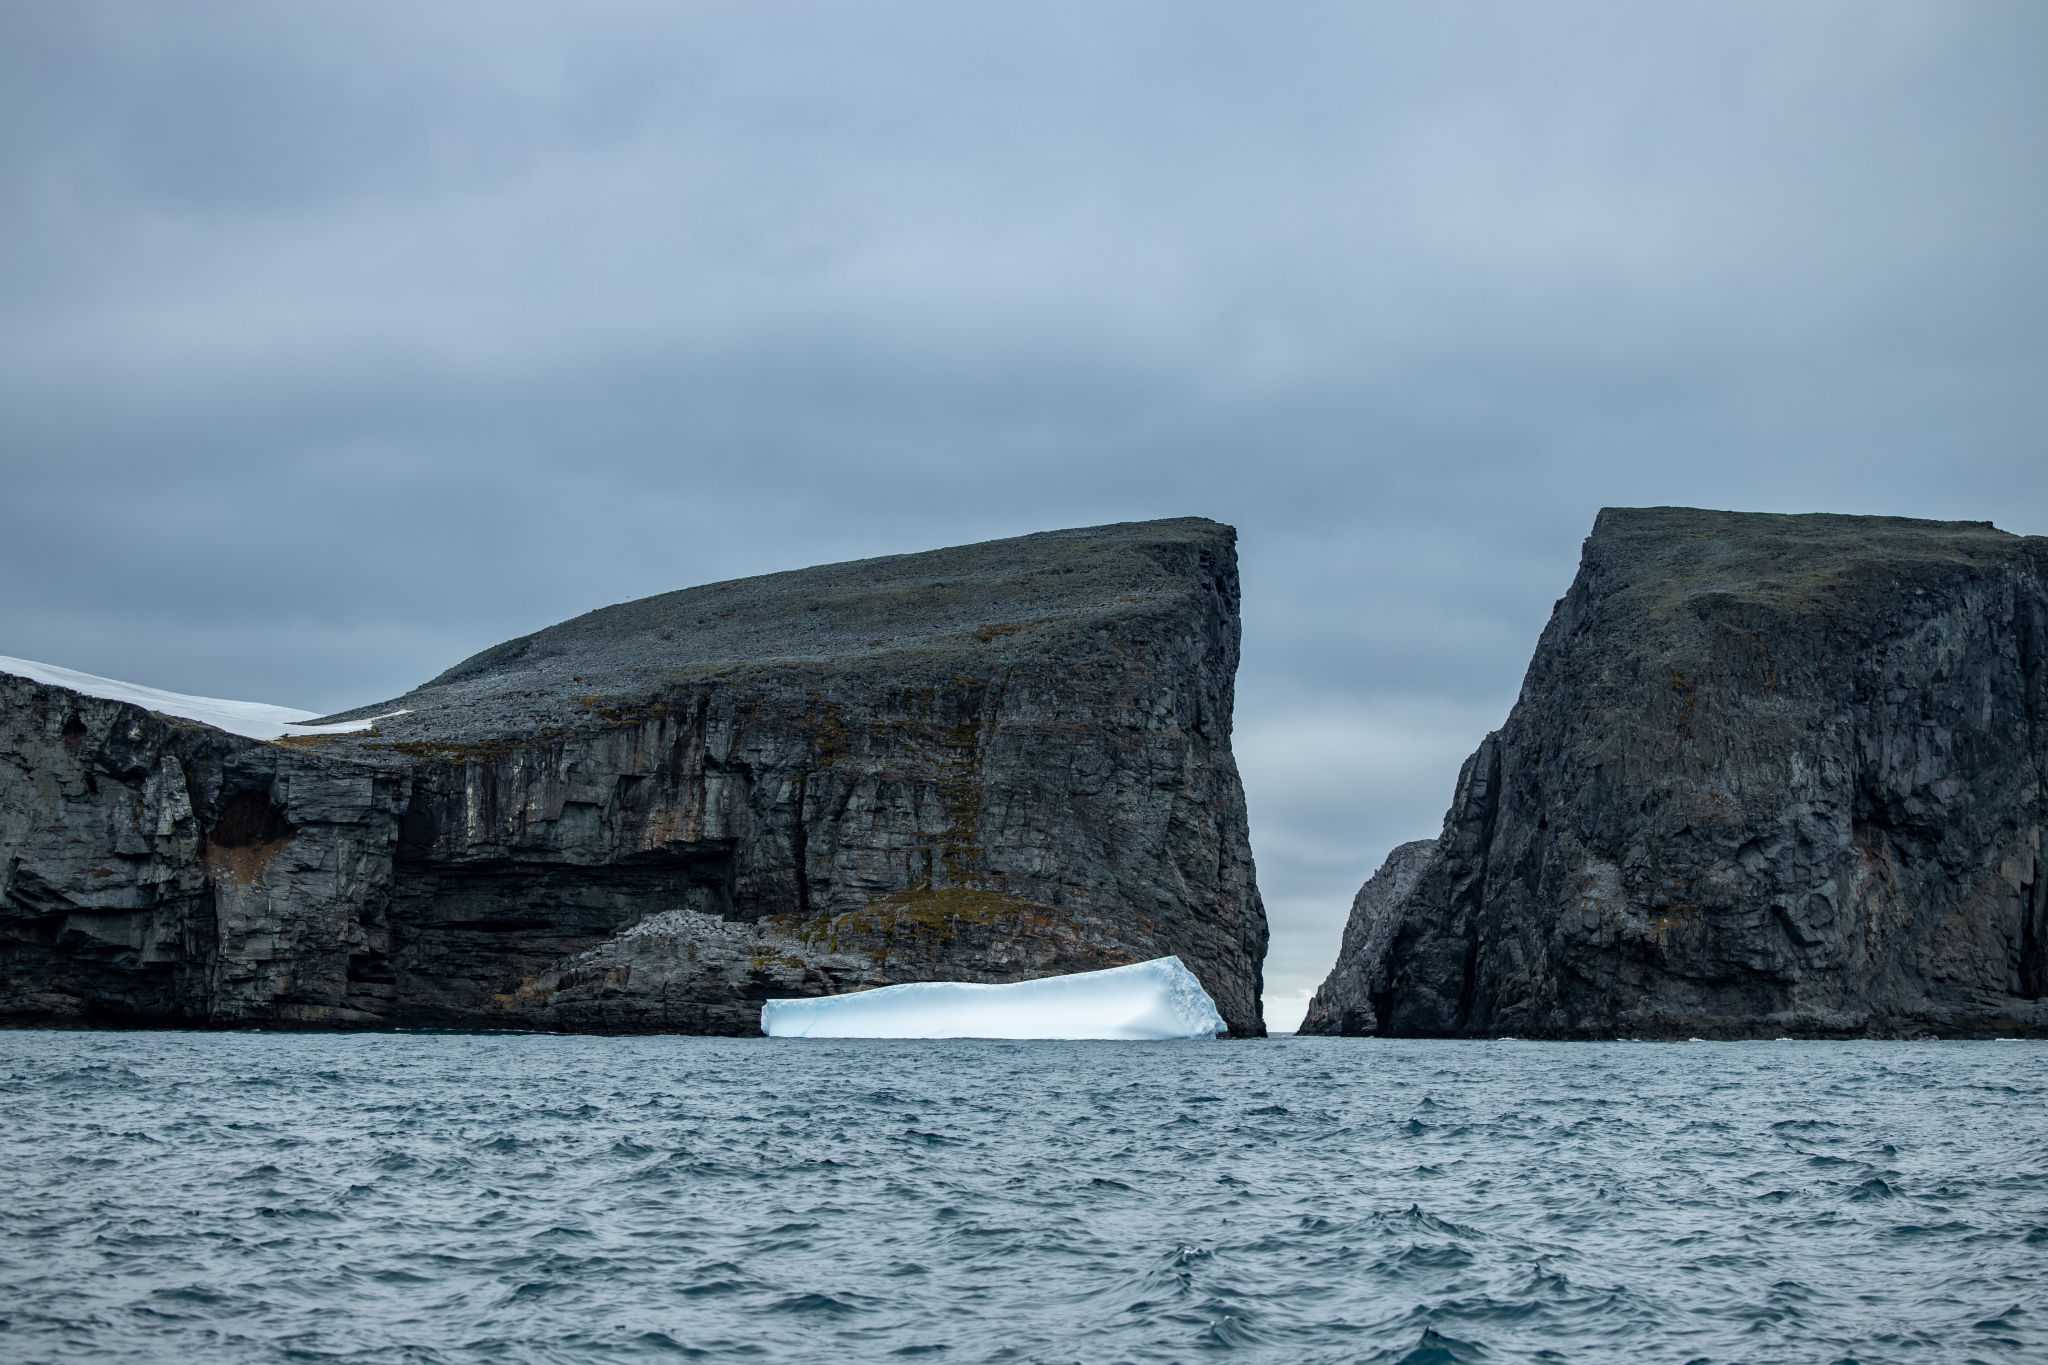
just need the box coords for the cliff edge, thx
[2,518,1268,1035]
[1302,507,2048,1039]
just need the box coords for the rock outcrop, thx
[1302,507,2048,1039]
[2,518,1268,1035]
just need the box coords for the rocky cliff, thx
[2,518,1268,1035]
[1302,507,2048,1039]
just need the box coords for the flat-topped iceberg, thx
[761,956,1227,1040]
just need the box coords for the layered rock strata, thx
[2,518,1268,1035]
[1303,507,2048,1039]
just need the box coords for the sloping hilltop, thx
[1303,507,2048,1039]
[1,518,1268,1035]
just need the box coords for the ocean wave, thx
[1,1033,2043,1362]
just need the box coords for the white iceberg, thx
[761,956,1227,1040]
[0,655,405,741]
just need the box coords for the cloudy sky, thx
[3,1,2043,1027]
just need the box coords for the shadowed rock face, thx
[1302,507,2048,1040]
[2,518,1268,1035]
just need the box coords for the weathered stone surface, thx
[0,694,408,1026]
[1302,507,2048,1039]
[3,518,1268,1034]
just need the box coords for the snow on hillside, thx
[0,655,402,741]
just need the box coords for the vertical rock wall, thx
[0,688,408,1025]
[1302,507,2048,1039]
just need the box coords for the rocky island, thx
[1303,507,2048,1039]
[1,518,1268,1036]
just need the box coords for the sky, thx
[3,1,2043,1029]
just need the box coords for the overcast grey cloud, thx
[3,0,2043,1027]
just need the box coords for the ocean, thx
[2,1031,2043,1363]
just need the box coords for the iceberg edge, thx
[761,956,1227,1040]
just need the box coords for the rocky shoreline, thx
[1,518,1269,1036]
[10,505,2048,1040]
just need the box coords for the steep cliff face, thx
[3,518,1268,1035]
[1302,507,2048,1039]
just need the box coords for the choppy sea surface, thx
[3,1033,2045,1364]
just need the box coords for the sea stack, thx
[1,518,1268,1035]
[1302,507,2048,1039]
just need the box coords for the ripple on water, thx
[0,1034,2044,1363]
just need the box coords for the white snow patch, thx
[0,655,405,741]
[761,956,1227,1040]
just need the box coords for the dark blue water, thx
[3,1032,2044,1364]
